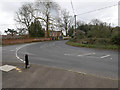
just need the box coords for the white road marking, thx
[16,43,36,63]
[100,55,110,59]
[64,53,96,57]
[78,53,95,56]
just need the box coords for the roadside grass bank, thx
[66,41,119,51]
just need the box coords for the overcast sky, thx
[0,0,119,34]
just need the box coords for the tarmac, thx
[2,62,118,88]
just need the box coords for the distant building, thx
[45,30,63,40]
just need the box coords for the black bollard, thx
[25,54,29,69]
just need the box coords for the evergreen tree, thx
[29,20,44,37]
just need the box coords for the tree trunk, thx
[46,14,49,38]
[66,30,67,37]
[65,24,68,37]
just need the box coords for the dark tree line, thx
[68,19,120,45]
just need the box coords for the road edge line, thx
[15,43,36,63]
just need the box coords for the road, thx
[2,40,118,79]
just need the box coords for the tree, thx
[68,26,74,37]
[90,19,102,26]
[29,20,44,37]
[17,28,27,35]
[110,26,120,45]
[61,9,72,36]
[15,3,34,36]
[77,24,90,34]
[5,29,18,36]
[33,0,60,37]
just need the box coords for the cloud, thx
[0,0,119,34]
[0,1,25,34]
[118,1,120,26]
[55,0,119,2]
[58,1,118,26]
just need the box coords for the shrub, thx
[111,33,120,45]
[87,29,111,38]
[78,38,110,45]
[76,30,85,39]
[69,38,77,42]
[95,38,110,45]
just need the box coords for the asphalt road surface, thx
[2,40,118,79]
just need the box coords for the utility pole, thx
[74,15,77,36]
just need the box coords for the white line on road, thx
[78,53,95,56]
[100,55,110,59]
[16,43,36,63]
[64,53,96,57]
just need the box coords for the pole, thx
[74,15,76,36]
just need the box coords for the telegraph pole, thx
[74,15,77,36]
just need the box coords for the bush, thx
[87,29,111,38]
[76,31,85,39]
[95,38,110,45]
[69,38,77,42]
[66,41,119,50]
[77,38,110,45]
[111,33,120,45]
[88,38,96,44]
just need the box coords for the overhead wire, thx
[70,0,75,15]
[77,4,118,16]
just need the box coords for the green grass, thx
[66,41,119,51]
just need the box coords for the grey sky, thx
[0,0,119,34]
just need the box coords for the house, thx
[45,30,63,40]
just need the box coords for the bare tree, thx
[15,0,61,37]
[33,0,60,37]
[61,9,73,36]
[15,3,34,36]
[90,19,102,26]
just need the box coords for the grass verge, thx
[66,41,119,51]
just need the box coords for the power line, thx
[70,0,77,36]
[70,0,75,15]
[77,4,118,16]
